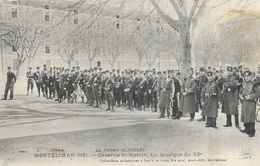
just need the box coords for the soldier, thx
[104,71,115,112]
[197,67,208,121]
[58,69,69,103]
[124,71,135,111]
[34,66,45,97]
[67,70,75,103]
[173,68,198,121]
[170,70,181,118]
[151,71,160,112]
[201,71,222,129]
[26,67,34,95]
[219,66,240,128]
[146,70,154,111]
[92,67,102,108]
[157,71,174,118]
[239,70,260,137]
[42,68,50,99]
[1,66,16,100]
[137,71,148,111]
[114,70,123,107]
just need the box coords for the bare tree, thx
[57,33,82,70]
[0,7,45,78]
[101,27,129,70]
[150,0,208,77]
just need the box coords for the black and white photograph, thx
[0,0,260,165]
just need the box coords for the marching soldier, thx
[34,66,45,97]
[26,67,34,95]
[174,68,198,121]
[104,71,115,112]
[201,71,221,129]
[239,70,260,137]
[157,71,174,118]
[1,66,16,100]
[219,66,240,128]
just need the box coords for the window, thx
[11,8,17,19]
[11,0,18,5]
[115,22,120,29]
[13,59,18,70]
[97,61,101,67]
[73,9,78,14]
[74,18,78,25]
[75,60,79,67]
[44,5,50,10]
[45,44,50,53]
[115,15,120,19]
[46,60,51,69]
[12,46,17,52]
[45,12,50,22]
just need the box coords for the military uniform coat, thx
[219,76,239,115]
[157,78,174,108]
[201,81,221,118]
[179,76,198,113]
[240,81,260,123]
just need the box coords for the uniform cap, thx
[227,66,233,72]
[207,71,213,77]
[244,71,252,76]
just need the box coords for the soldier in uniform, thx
[1,66,16,100]
[124,71,135,111]
[157,71,174,118]
[42,68,50,99]
[219,66,240,128]
[151,71,160,112]
[34,66,45,97]
[173,68,198,121]
[146,70,154,111]
[197,67,208,121]
[201,71,222,129]
[58,69,69,103]
[92,67,102,108]
[137,71,148,111]
[239,70,260,137]
[104,71,115,112]
[170,70,181,118]
[114,70,123,107]
[26,67,34,95]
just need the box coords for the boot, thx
[205,117,212,127]
[223,114,232,127]
[189,113,195,121]
[235,114,240,129]
[212,118,218,129]
[158,108,165,118]
[198,116,206,122]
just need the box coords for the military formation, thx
[2,64,260,138]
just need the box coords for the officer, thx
[26,67,34,95]
[201,71,221,129]
[219,66,240,128]
[1,66,16,100]
[239,70,260,137]
[174,68,198,121]
[157,71,174,118]
[197,67,208,121]
[34,66,45,97]
[104,71,115,112]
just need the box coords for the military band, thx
[2,64,260,138]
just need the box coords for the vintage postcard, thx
[0,0,260,165]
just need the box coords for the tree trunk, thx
[180,26,192,80]
[68,61,71,71]
[16,62,22,79]
[89,60,93,68]
[26,56,32,72]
